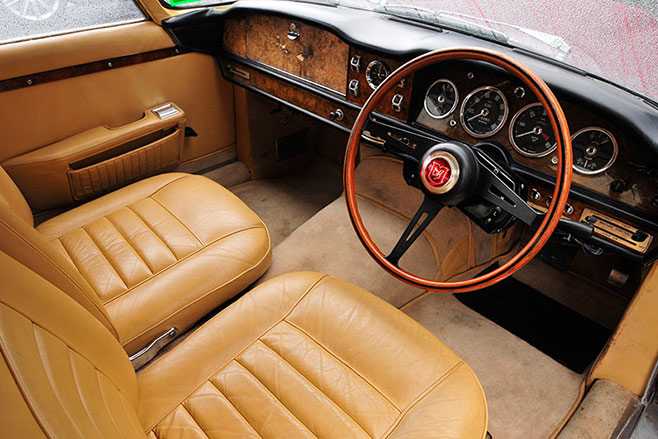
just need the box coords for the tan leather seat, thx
[0,168,271,354]
[0,251,487,438]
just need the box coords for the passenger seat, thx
[0,167,271,358]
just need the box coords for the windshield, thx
[340,0,658,101]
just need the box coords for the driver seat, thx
[0,250,487,438]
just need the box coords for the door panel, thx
[0,22,235,212]
[0,22,171,82]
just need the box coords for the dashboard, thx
[164,3,658,261]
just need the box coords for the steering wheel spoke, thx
[386,196,443,266]
[363,115,443,162]
[476,151,543,229]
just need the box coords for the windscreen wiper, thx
[375,5,571,60]
[375,4,509,44]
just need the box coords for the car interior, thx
[1,0,658,438]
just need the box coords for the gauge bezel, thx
[571,126,618,175]
[423,78,459,120]
[365,60,390,90]
[459,85,509,138]
[508,103,557,158]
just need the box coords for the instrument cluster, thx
[419,76,619,175]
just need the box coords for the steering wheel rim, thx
[344,47,573,293]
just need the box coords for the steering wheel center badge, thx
[426,158,452,186]
[421,151,460,194]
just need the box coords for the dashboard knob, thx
[530,188,541,201]
[610,178,627,193]
[329,109,344,121]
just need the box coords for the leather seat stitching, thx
[96,368,131,439]
[31,325,86,438]
[120,236,270,345]
[256,338,373,438]
[381,361,466,439]
[148,195,204,245]
[141,274,327,431]
[282,319,401,412]
[231,359,319,438]
[36,174,190,238]
[205,378,264,438]
[68,349,105,437]
[124,205,178,260]
[104,224,268,308]
[177,403,212,439]
[55,236,101,289]
[104,215,155,276]
[0,217,116,336]
[79,226,130,288]
[0,332,52,438]
[0,301,133,407]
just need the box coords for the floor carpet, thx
[230,159,343,247]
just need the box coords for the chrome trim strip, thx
[249,59,347,97]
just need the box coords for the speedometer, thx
[571,127,618,174]
[460,86,508,138]
[509,103,557,157]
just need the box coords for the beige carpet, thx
[231,159,343,247]
[259,196,436,306]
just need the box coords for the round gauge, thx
[460,86,509,138]
[509,103,557,157]
[571,127,618,174]
[424,79,459,119]
[365,60,390,90]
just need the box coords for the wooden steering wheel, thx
[344,47,573,293]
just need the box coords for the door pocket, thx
[2,102,186,211]
[68,128,181,200]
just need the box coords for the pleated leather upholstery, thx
[0,251,144,439]
[0,167,271,355]
[36,173,272,354]
[0,250,487,438]
[138,272,488,439]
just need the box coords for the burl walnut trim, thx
[224,14,349,94]
[0,47,186,93]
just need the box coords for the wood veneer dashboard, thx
[221,14,412,128]
[216,12,658,259]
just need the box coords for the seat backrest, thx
[0,163,32,226]
[0,250,145,438]
[0,166,117,337]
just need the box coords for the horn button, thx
[418,143,479,205]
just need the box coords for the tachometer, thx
[571,127,618,174]
[365,60,390,90]
[509,103,557,157]
[460,86,508,138]
[424,79,459,119]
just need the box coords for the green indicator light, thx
[170,0,205,5]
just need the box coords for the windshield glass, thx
[341,0,658,101]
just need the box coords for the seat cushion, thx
[137,272,488,439]
[37,173,271,354]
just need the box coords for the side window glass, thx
[0,0,146,45]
